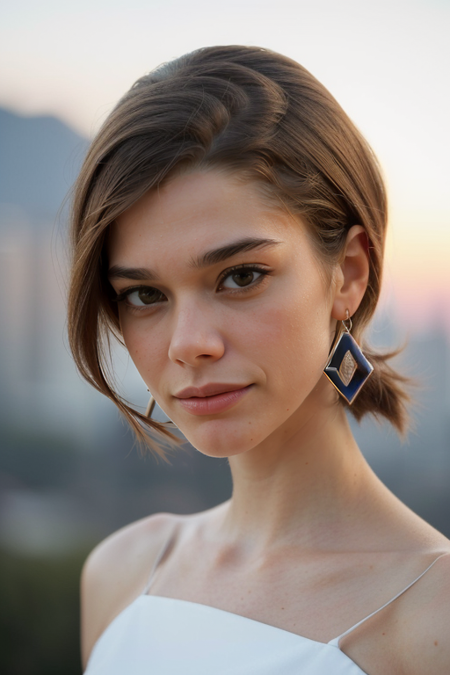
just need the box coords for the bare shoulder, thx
[399,549,450,675]
[80,511,181,670]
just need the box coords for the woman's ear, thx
[331,225,370,320]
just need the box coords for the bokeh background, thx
[0,1,449,673]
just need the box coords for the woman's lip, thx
[175,383,250,398]
[176,385,253,416]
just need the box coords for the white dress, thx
[84,544,445,675]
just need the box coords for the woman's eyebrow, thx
[108,266,160,281]
[108,237,282,281]
[190,237,282,269]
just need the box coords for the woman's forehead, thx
[109,170,303,262]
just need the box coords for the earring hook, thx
[342,309,352,334]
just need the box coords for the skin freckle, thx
[434,641,438,646]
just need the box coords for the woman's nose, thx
[167,303,225,367]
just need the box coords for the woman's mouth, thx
[174,384,253,416]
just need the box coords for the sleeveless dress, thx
[84,537,446,675]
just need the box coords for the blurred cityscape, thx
[0,107,449,674]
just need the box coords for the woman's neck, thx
[220,394,379,554]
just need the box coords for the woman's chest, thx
[148,547,426,675]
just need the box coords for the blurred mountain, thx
[0,108,89,219]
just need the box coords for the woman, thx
[68,46,450,674]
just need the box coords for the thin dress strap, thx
[328,552,448,648]
[141,522,180,596]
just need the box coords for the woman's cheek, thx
[258,297,330,396]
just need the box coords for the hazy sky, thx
[1,0,449,332]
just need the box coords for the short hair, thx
[68,45,410,455]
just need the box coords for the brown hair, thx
[68,45,411,455]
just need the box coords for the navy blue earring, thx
[323,310,373,404]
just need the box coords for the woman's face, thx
[108,170,340,457]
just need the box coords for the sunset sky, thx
[1,0,449,334]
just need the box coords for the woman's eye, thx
[120,287,165,307]
[220,267,265,290]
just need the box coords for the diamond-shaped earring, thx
[323,310,373,404]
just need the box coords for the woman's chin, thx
[179,418,266,459]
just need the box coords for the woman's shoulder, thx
[396,548,450,675]
[82,510,180,590]
[80,511,184,669]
